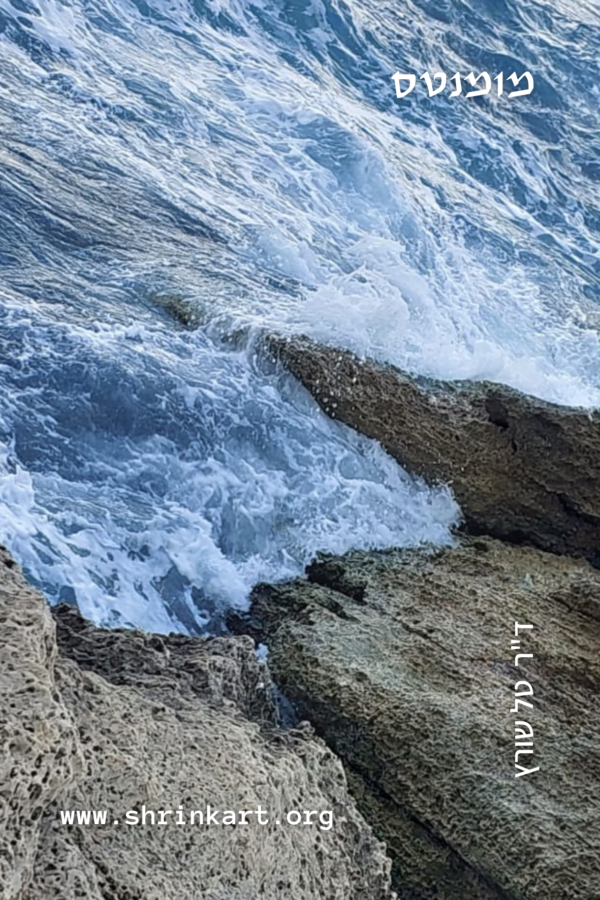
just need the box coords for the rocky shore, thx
[0,547,393,900]
[233,536,600,899]
[238,334,600,898]
[3,333,600,899]
[268,334,600,564]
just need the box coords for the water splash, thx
[0,0,598,630]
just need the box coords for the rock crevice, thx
[233,536,600,900]
[0,548,394,900]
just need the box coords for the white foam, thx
[0,307,459,632]
[1,0,599,635]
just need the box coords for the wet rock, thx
[0,550,393,900]
[152,293,205,328]
[268,334,600,564]
[237,536,600,899]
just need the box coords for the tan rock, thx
[239,536,600,899]
[268,334,600,564]
[0,549,393,900]
[0,547,81,900]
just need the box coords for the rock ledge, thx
[269,333,600,563]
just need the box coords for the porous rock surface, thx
[0,547,394,900]
[268,334,600,564]
[235,536,600,900]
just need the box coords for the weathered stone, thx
[0,549,393,900]
[237,536,600,900]
[344,768,502,900]
[268,334,600,563]
[0,548,81,900]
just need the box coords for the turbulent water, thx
[1,0,599,633]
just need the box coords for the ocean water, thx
[0,0,599,633]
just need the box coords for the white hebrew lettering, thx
[515,722,534,741]
[508,71,534,98]
[466,71,492,98]
[449,73,462,97]
[515,764,539,778]
[514,653,533,667]
[392,72,416,99]
[420,71,447,97]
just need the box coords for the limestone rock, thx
[268,334,600,563]
[0,549,393,900]
[0,548,81,900]
[236,536,600,899]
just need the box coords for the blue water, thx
[1,0,599,632]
